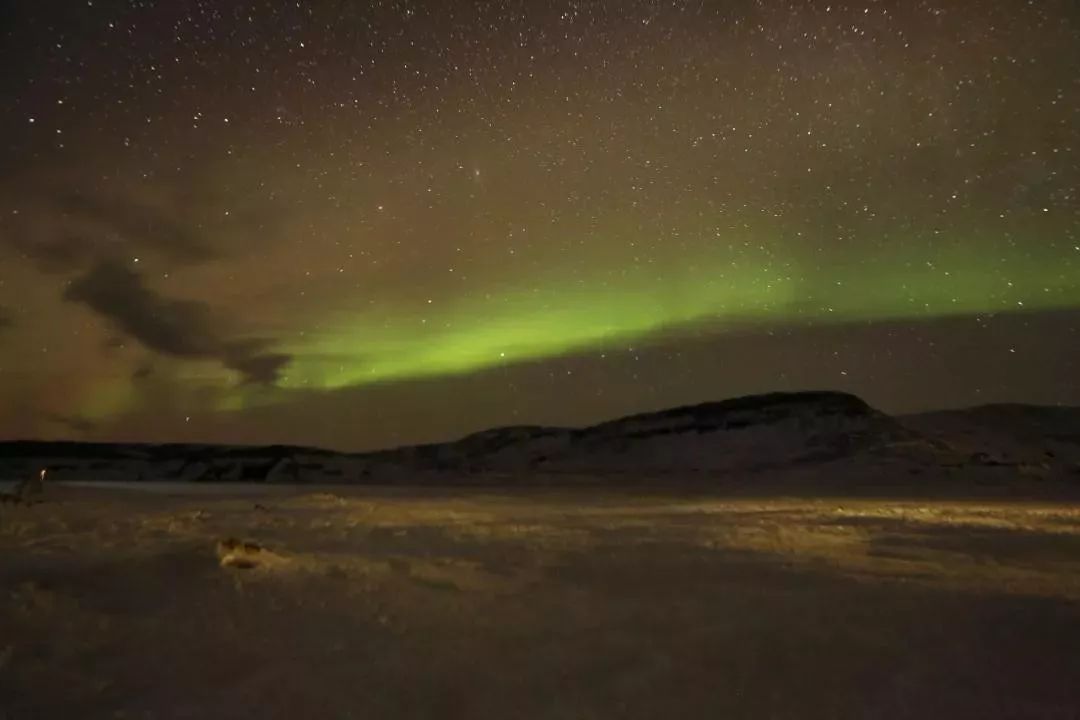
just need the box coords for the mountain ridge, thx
[1,391,1078,485]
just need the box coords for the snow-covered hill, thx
[389,391,920,474]
[901,404,1080,471]
[2,391,1078,486]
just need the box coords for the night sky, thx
[1,0,1078,451]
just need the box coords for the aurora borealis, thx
[1,0,1078,450]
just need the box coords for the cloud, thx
[45,413,97,435]
[0,171,286,276]
[0,305,11,331]
[53,189,218,265]
[131,361,154,380]
[2,188,218,274]
[64,261,291,384]
[0,171,292,382]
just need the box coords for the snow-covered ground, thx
[3,482,1079,718]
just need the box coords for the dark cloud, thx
[0,172,291,381]
[63,261,290,384]
[0,305,12,332]
[45,413,97,435]
[53,189,218,265]
[131,362,154,381]
[10,232,93,274]
[1,186,218,273]
[0,171,286,276]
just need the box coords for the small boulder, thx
[216,537,282,570]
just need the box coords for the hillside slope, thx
[2,392,1078,485]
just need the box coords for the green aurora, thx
[280,235,1080,391]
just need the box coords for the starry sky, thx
[1,0,1078,451]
